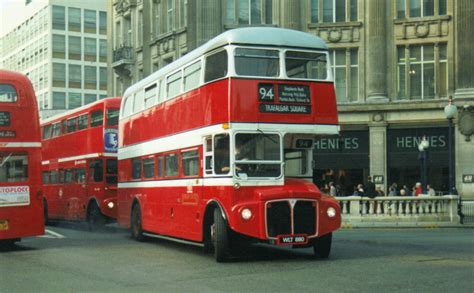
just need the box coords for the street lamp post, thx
[418,136,429,194]
[444,97,457,194]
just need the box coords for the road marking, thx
[38,229,66,239]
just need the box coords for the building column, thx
[196,0,222,47]
[369,120,388,193]
[454,0,474,99]
[454,0,474,199]
[142,0,151,77]
[366,0,388,102]
[280,0,301,30]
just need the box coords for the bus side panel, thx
[0,150,44,240]
[230,79,338,125]
[120,80,230,148]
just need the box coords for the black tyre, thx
[87,201,105,231]
[213,208,231,262]
[313,233,332,259]
[0,239,16,251]
[131,203,146,242]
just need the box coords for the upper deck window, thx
[66,117,77,133]
[204,50,228,83]
[106,109,119,126]
[285,51,328,80]
[183,61,202,91]
[43,125,52,139]
[144,84,157,108]
[234,48,279,77]
[0,84,18,103]
[78,114,88,130]
[90,110,103,127]
[167,71,182,98]
[122,95,133,118]
[51,123,61,137]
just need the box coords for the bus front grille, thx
[266,200,317,238]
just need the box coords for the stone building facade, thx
[108,0,474,198]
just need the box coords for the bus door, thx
[87,158,104,209]
[178,148,202,239]
[73,166,87,220]
[63,168,76,220]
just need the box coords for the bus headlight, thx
[241,208,252,221]
[107,202,115,209]
[327,207,336,218]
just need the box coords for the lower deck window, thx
[0,152,28,182]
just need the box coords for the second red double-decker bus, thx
[118,27,341,261]
[0,70,44,247]
[41,97,120,229]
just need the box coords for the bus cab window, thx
[204,137,213,175]
[0,84,18,102]
[214,134,230,175]
[106,159,117,184]
[89,159,103,182]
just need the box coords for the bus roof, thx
[41,97,121,125]
[124,27,328,97]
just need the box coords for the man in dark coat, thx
[366,176,376,199]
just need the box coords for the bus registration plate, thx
[277,234,308,245]
[0,220,9,230]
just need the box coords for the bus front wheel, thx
[87,201,105,231]
[212,208,231,262]
[313,233,332,259]
[131,203,146,242]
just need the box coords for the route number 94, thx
[258,84,275,102]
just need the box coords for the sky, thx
[0,0,49,37]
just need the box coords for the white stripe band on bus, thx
[119,123,339,160]
[0,142,41,148]
[42,152,118,165]
[118,177,284,188]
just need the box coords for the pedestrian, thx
[388,183,398,196]
[366,176,376,199]
[376,186,385,197]
[329,182,337,197]
[414,182,422,196]
[427,184,436,196]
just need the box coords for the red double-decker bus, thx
[41,97,120,229]
[0,70,44,247]
[118,27,341,261]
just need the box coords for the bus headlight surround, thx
[107,201,115,209]
[327,207,336,218]
[241,208,252,221]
